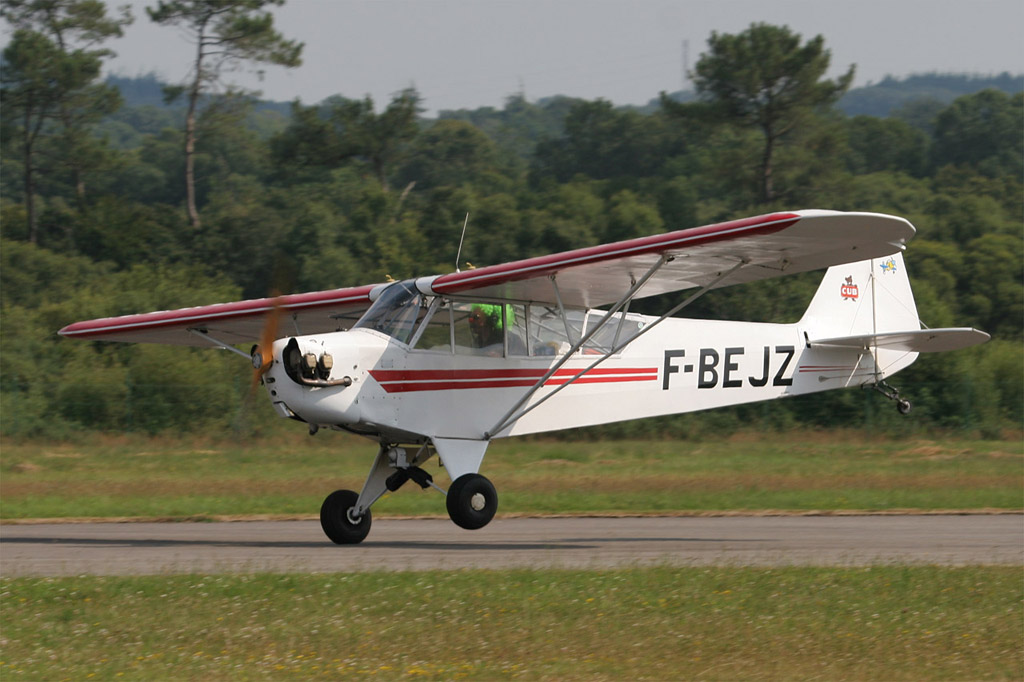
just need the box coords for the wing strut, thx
[486,255,669,438]
[550,275,578,345]
[486,259,748,439]
[186,329,251,360]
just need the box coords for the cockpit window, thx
[355,285,640,356]
[352,282,425,345]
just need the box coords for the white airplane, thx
[60,210,988,543]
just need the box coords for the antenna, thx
[455,213,469,273]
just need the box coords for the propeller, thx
[250,294,283,391]
[234,260,294,435]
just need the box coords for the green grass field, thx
[2,432,1021,680]
[2,566,1021,681]
[2,432,1021,520]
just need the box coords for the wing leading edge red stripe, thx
[58,285,377,338]
[429,212,801,294]
[369,367,658,393]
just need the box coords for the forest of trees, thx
[1,4,1021,439]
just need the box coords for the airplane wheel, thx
[320,489,371,544]
[446,473,498,530]
[897,399,912,415]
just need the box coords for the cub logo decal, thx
[841,276,859,301]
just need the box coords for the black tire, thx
[446,474,498,530]
[897,399,912,415]
[320,489,371,544]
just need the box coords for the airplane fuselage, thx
[264,313,915,442]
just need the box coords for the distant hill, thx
[102,73,294,147]
[654,72,1023,119]
[838,72,1023,117]
[107,73,169,109]
[106,71,1023,139]
[106,73,294,117]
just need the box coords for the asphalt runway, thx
[2,514,1021,577]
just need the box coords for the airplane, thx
[59,210,989,544]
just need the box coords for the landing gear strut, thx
[869,380,912,415]
[319,442,498,544]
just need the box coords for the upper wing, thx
[422,210,916,308]
[59,210,915,347]
[58,284,380,347]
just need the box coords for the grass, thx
[3,434,1020,680]
[1,431,1021,520]
[1,566,1020,681]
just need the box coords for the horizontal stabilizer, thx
[809,328,990,353]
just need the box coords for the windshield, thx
[352,282,424,345]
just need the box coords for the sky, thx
[12,0,1024,115]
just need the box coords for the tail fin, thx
[800,251,920,339]
[799,252,921,381]
[799,251,989,384]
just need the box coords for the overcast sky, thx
[16,0,1024,114]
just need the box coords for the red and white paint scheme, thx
[60,210,989,543]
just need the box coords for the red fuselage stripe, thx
[369,367,657,382]
[374,375,658,393]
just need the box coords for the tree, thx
[1,2,129,242]
[327,89,421,191]
[2,0,131,207]
[532,99,677,183]
[272,89,421,191]
[604,189,664,242]
[959,233,1023,339]
[692,23,854,203]
[398,119,498,190]
[146,0,303,229]
[845,115,928,176]
[931,89,1023,178]
[1,30,65,243]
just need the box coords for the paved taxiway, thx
[2,515,1020,577]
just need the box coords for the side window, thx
[525,307,639,356]
[452,302,525,357]
[453,303,497,356]
[413,299,453,353]
[506,304,528,356]
[528,306,584,356]
[583,311,643,354]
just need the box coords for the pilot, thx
[469,304,525,356]
[469,304,504,354]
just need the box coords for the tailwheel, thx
[446,473,498,530]
[320,489,371,544]
[869,380,913,416]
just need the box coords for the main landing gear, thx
[320,490,371,544]
[319,444,498,545]
[869,380,913,415]
[446,473,498,530]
